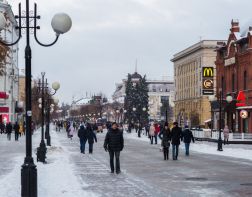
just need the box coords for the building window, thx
[232,73,235,92]
[244,71,247,90]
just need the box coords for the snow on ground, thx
[0,129,98,197]
[37,130,98,197]
[190,142,252,161]
[125,130,252,161]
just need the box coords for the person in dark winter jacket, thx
[6,122,13,141]
[86,123,97,154]
[145,124,150,136]
[104,122,124,174]
[159,122,171,160]
[14,122,20,141]
[182,125,195,156]
[78,125,87,154]
[171,122,182,160]
[0,122,5,134]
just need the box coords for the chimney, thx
[230,19,240,33]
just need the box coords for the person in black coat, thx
[104,122,124,174]
[171,122,182,160]
[0,122,5,134]
[14,122,20,141]
[78,125,87,154]
[182,125,195,156]
[159,122,171,160]
[6,122,13,141]
[86,123,97,154]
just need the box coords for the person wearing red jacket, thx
[153,123,160,144]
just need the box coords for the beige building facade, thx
[171,40,224,127]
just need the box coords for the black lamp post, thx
[45,82,60,146]
[0,1,71,196]
[210,91,233,151]
[217,90,223,151]
[37,72,47,163]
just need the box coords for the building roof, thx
[171,40,226,62]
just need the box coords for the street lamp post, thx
[45,82,60,146]
[216,91,233,151]
[36,73,47,163]
[209,95,216,138]
[0,1,71,196]
[218,90,223,151]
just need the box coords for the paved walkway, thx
[57,130,252,197]
[1,129,252,197]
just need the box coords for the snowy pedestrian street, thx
[58,130,252,197]
[0,133,25,178]
[1,129,252,197]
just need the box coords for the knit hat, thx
[173,122,178,126]
[164,122,169,127]
[111,122,117,126]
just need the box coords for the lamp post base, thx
[21,157,37,197]
[46,135,51,146]
[37,141,47,163]
[217,138,223,151]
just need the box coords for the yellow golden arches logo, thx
[203,67,214,77]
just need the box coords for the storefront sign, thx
[203,67,214,77]
[202,90,214,95]
[0,107,9,113]
[0,114,9,123]
[202,67,214,95]
[203,79,214,89]
[236,91,246,107]
[225,57,235,66]
[0,92,9,99]
[240,110,248,119]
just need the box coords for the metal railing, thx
[191,129,252,141]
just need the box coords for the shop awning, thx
[0,107,9,113]
[0,92,8,99]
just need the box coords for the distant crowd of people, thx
[0,121,36,141]
[54,118,231,175]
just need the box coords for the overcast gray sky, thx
[7,0,252,103]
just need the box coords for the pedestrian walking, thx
[181,125,195,156]
[223,125,229,145]
[86,123,97,154]
[6,122,13,141]
[78,125,87,154]
[19,122,23,136]
[66,121,70,137]
[159,122,171,160]
[137,123,142,138]
[145,123,150,136]
[171,122,182,160]
[149,123,155,144]
[104,122,124,174]
[0,122,5,134]
[154,123,160,144]
[14,122,20,141]
[68,123,75,140]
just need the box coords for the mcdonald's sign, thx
[203,67,214,77]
